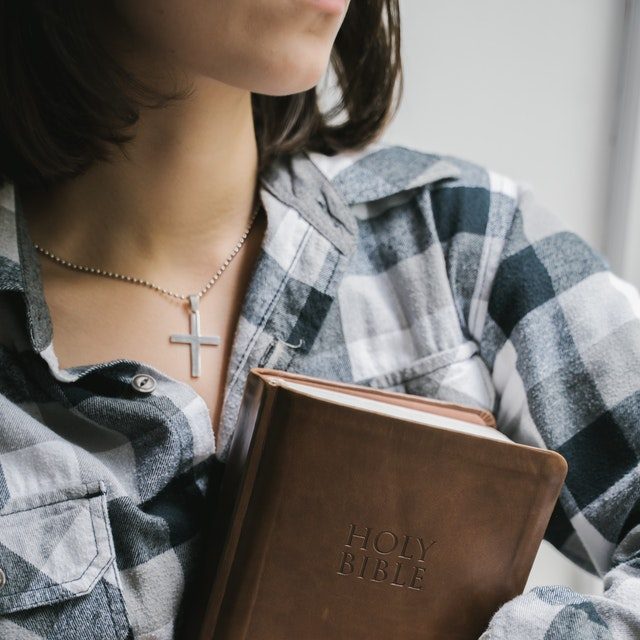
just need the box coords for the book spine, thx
[197,373,281,640]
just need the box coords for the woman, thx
[0,1,638,638]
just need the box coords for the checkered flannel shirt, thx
[0,141,638,639]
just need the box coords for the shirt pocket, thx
[0,481,131,640]
[355,339,496,412]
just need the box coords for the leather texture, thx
[196,367,568,640]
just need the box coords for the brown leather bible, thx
[194,367,568,640]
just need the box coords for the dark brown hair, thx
[0,0,402,191]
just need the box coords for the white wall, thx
[381,0,634,596]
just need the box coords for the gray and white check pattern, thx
[0,141,638,638]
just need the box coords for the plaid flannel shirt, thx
[0,141,638,639]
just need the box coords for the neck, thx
[21,77,261,290]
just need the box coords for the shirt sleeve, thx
[465,176,640,639]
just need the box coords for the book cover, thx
[194,367,568,640]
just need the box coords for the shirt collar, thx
[0,146,461,355]
[306,144,462,206]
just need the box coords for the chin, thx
[246,45,334,96]
[198,53,329,97]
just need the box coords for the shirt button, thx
[0,568,6,589]
[131,373,157,394]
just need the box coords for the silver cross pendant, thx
[169,294,221,378]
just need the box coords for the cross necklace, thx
[169,294,220,377]
[33,198,263,379]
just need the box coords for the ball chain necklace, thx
[32,198,263,379]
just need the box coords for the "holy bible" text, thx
[336,523,436,590]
